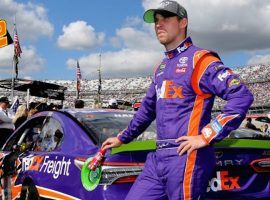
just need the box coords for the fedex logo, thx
[177,42,192,53]
[217,70,233,81]
[207,171,240,192]
[22,155,44,171]
[156,80,184,100]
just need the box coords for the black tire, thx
[20,182,40,200]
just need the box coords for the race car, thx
[0,109,269,200]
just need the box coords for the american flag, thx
[76,61,82,93]
[10,97,19,114]
[13,24,22,79]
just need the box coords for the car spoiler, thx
[111,139,270,154]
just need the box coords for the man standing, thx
[102,1,254,199]
[0,97,15,148]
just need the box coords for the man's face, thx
[154,13,184,47]
[0,102,9,109]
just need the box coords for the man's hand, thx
[101,137,122,151]
[175,135,207,156]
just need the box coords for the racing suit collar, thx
[165,36,193,59]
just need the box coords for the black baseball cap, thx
[143,0,188,23]
[0,96,9,103]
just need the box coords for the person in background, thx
[53,129,63,149]
[13,104,28,129]
[263,123,270,137]
[0,97,15,148]
[108,98,118,109]
[245,118,260,131]
[28,108,38,118]
[102,1,254,199]
[74,99,85,108]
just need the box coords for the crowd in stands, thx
[0,64,269,111]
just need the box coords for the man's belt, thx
[156,139,179,149]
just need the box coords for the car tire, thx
[20,182,40,200]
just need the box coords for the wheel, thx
[20,182,40,200]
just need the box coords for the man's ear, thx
[180,18,188,29]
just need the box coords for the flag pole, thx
[11,16,16,104]
[76,60,81,99]
[76,62,79,99]
[97,53,102,107]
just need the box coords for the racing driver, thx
[102,1,254,199]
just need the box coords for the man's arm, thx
[0,111,13,123]
[102,80,157,150]
[198,63,253,144]
[176,54,253,155]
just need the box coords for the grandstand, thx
[0,64,269,113]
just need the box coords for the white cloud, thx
[114,27,161,51]
[142,0,270,52]
[0,45,44,77]
[57,21,105,50]
[0,0,54,41]
[67,49,163,79]
[123,16,142,27]
[247,54,270,65]
[65,0,270,78]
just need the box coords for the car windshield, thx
[74,111,156,145]
[229,127,270,140]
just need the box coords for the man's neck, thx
[165,35,186,51]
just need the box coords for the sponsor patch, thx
[176,42,192,53]
[228,78,241,87]
[159,64,166,72]
[202,127,212,138]
[217,69,233,81]
[214,65,225,71]
[156,80,185,100]
[177,56,188,67]
[179,56,188,64]
[175,67,187,73]
[210,119,222,134]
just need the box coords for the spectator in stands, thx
[245,118,260,131]
[13,104,28,129]
[108,98,118,109]
[75,99,84,108]
[0,97,15,148]
[28,107,38,118]
[262,124,270,136]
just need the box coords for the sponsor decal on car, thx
[0,20,8,48]
[207,171,240,192]
[262,150,270,156]
[114,114,133,118]
[216,159,243,167]
[40,156,71,179]
[22,155,71,179]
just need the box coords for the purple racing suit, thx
[117,37,254,200]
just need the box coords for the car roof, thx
[61,108,135,115]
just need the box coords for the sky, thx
[0,0,270,81]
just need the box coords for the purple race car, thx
[0,109,269,200]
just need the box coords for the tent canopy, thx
[0,78,67,100]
